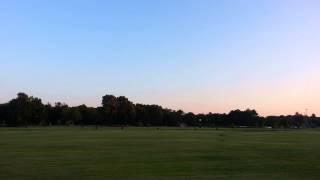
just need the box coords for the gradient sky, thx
[1,0,320,116]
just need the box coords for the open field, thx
[0,127,320,179]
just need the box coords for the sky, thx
[1,0,320,116]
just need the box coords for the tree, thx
[146,105,164,126]
[51,102,68,125]
[293,112,304,128]
[135,104,164,126]
[29,96,45,125]
[64,107,82,125]
[102,95,118,125]
[135,104,148,126]
[183,112,197,126]
[116,96,136,125]
[7,93,32,127]
[0,103,8,126]
[2,92,320,129]
[228,109,258,127]
[162,109,183,127]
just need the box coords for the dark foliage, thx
[1,93,319,128]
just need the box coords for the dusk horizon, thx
[2,1,320,179]
[0,91,316,117]
[2,0,320,116]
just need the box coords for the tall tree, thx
[102,95,118,125]
[116,96,136,125]
[8,93,32,127]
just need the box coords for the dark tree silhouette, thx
[0,92,319,128]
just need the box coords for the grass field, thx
[0,127,320,180]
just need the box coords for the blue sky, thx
[1,0,320,115]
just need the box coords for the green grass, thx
[0,127,320,179]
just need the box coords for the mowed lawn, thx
[0,128,320,180]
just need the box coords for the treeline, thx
[0,92,320,128]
